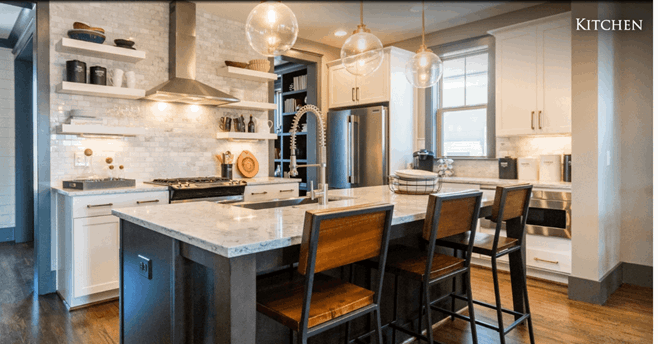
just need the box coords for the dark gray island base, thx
[116,203,535,344]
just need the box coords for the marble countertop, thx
[238,177,302,185]
[52,182,169,197]
[442,177,571,190]
[112,185,492,258]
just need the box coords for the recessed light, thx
[334,30,347,37]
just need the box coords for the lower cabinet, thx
[243,183,299,202]
[56,190,169,310]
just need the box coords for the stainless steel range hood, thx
[144,1,239,106]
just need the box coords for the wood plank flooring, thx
[0,242,652,343]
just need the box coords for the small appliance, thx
[413,149,435,172]
[517,157,539,181]
[539,154,562,182]
[498,157,517,179]
[563,154,572,182]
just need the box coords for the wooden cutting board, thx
[237,150,259,178]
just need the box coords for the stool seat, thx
[384,245,465,281]
[257,273,374,331]
[438,231,518,255]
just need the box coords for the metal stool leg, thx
[375,307,384,344]
[418,284,425,336]
[465,270,478,344]
[423,282,434,344]
[451,249,458,321]
[491,257,506,344]
[392,274,399,344]
[290,329,294,344]
[521,266,535,344]
[345,264,354,344]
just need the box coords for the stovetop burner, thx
[147,176,245,188]
[146,176,247,203]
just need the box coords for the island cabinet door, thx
[73,215,119,298]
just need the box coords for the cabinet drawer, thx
[526,248,571,274]
[72,191,169,218]
[243,183,299,202]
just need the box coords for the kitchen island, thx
[113,185,529,344]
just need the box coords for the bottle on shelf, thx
[248,114,255,133]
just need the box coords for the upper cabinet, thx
[328,47,410,109]
[489,13,571,136]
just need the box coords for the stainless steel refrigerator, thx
[327,105,388,189]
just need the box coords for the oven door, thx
[480,196,571,239]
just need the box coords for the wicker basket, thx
[388,175,442,195]
[225,61,248,68]
[247,59,270,72]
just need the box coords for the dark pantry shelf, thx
[281,89,307,97]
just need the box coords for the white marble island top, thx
[112,185,492,258]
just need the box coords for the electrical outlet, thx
[74,152,87,167]
[138,255,152,280]
[607,150,611,166]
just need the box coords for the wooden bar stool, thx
[256,203,394,344]
[362,191,483,344]
[438,184,535,344]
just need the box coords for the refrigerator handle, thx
[348,115,358,184]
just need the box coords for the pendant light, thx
[340,1,384,76]
[405,1,443,88]
[245,1,299,57]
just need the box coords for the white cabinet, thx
[56,189,169,310]
[327,47,402,108]
[490,12,571,136]
[243,183,299,202]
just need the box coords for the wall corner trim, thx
[568,262,652,305]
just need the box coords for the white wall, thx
[0,48,14,230]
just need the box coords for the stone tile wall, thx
[50,2,271,184]
[0,48,14,228]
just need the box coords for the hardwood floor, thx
[0,242,652,343]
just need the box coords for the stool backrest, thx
[490,184,533,222]
[423,191,482,241]
[298,202,394,275]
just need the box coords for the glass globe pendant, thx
[340,1,384,76]
[405,1,443,88]
[245,1,299,57]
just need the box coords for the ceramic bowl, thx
[68,29,106,44]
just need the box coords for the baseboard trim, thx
[622,262,653,288]
[568,262,629,305]
[0,227,14,243]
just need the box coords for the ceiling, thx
[195,1,543,48]
[0,4,22,39]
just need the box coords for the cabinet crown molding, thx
[488,11,571,36]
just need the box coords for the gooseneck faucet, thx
[289,105,328,205]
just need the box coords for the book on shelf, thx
[291,74,307,91]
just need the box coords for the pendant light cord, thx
[360,1,364,26]
[421,0,425,47]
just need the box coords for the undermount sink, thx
[231,196,353,210]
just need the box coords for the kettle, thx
[413,150,435,171]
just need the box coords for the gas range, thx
[145,177,247,203]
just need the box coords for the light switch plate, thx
[138,255,152,280]
[74,152,87,167]
[606,150,611,166]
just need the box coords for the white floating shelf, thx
[58,124,146,137]
[218,101,276,111]
[217,66,277,82]
[56,81,145,100]
[216,132,277,141]
[56,38,146,63]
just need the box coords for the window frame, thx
[425,35,496,159]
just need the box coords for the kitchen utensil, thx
[109,68,124,87]
[219,117,232,132]
[539,154,562,182]
[73,22,91,30]
[67,29,106,44]
[221,164,233,179]
[66,60,86,83]
[215,154,223,163]
[518,157,539,180]
[90,66,107,85]
[498,157,518,179]
[563,154,572,182]
[237,150,259,178]
[225,61,248,68]
[125,71,136,88]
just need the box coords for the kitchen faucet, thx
[289,105,328,206]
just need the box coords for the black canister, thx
[563,154,572,182]
[221,164,233,179]
[90,66,107,85]
[66,60,86,83]
[498,157,518,179]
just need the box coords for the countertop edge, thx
[442,177,571,190]
[52,183,169,196]
[238,177,302,186]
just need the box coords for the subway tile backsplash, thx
[50,2,270,184]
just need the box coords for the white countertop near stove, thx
[52,182,169,197]
[238,177,302,185]
[442,177,571,190]
[112,185,493,258]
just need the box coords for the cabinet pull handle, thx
[538,110,542,129]
[352,88,356,102]
[531,111,535,130]
[251,191,268,195]
[279,189,294,193]
[356,87,360,101]
[136,199,160,204]
[534,257,558,264]
[87,203,113,208]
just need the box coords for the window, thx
[428,36,495,158]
